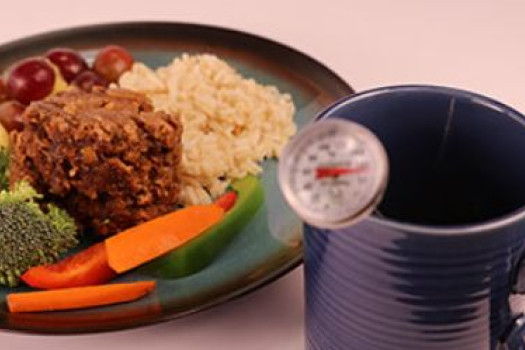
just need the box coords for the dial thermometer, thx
[278,118,389,229]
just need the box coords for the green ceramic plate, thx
[0,22,353,334]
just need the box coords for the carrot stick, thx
[7,281,156,313]
[106,205,224,274]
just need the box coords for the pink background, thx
[1,0,525,349]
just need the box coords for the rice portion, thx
[119,54,296,205]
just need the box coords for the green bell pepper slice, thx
[144,175,264,278]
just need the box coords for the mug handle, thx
[498,260,525,349]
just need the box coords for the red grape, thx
[93,45,134,82]
[46,48,88,83]
[72,70,108,91]
[7,58,55,105]
[0,100,26,132]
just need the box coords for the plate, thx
[0,22,353,334]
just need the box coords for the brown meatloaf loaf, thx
[9,87,183,236]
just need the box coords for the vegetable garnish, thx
[19,190,238,289]
[106,204,225,274]
[0,181,78,287]
[214,191,238,212]
[7,281,156,313]
[146,175,263,278]
[21,242,116,290]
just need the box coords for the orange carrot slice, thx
[106,204,225,274]
[7,281,156,313]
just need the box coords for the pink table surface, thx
[1,1,525,349]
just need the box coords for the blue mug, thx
[304,86,525,350]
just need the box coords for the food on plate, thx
[72,69,108,91]
[0,122,8,151]
[214,190,238,212]
[7,57,55,104]
[7,281,156,313]
[0,100,26,132]
[0,46,296,313]
[46,48,89,83]
[0,124,9,190]
[119,54,296,206]
[94,45,134,83]
[0,181,78,287]
[0,79,9,103]
[106,203,225,273]
[21,242,116,289]
[9,87,183,236]
[147,175,264,278]
[48,63,68,94]
[22,187,238,289]
[3,46,131,106]
[0,142,8,190]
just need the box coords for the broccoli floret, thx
[0,181,78,287]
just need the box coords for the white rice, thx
[118,54,296,205]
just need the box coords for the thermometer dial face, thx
[279,118,388,229]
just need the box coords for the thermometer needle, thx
[315,166,367,179]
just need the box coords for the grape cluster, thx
[0,45,134,132]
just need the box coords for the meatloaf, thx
[9,87,183,236]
